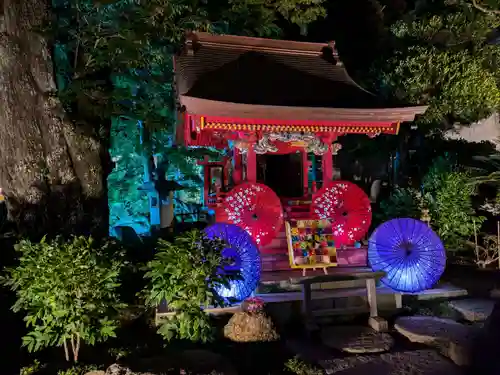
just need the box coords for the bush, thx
[422,158,485,251]
[378,156,484,251]
[377,187,422,223]
[2,236,126,362]
[284,356,323,375]
[143,229,240,343]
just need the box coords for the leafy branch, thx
[1,236,126,362]
[142,229,241,343]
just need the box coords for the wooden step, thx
[288,212,310,219]
[261,253,290,272]
[261,238,288,253]
[276,231,286,239]
[262,259,291,272]
[261,253,289,264]
[260,248,369,271]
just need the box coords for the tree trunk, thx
[0,0,107,237]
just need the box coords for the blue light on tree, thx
[204,223,261,302]
[368,218,446,293]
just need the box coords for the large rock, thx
[489,288,500,299]
[103,350,237,375]
[320,326,394,354]
[469,300,500,375]
[448,299,495,322]
[394,316,479,366]
[224,311,279,342]
[105,365,139,375]
[319,349,463,375]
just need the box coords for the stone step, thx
[448,299,495,322]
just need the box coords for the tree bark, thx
[0,0,107,237]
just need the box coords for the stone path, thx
[394,316,479,366]
[287,325,463,375]
[448,299,495,322]
[319,350,464,375]
[321,326,394,354]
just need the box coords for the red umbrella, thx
[219,183,283,246]
[311,181,372,247]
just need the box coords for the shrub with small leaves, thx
[2,236,126,362]
[378,156,485,251]
[56,364,101,375]
[20,360,44,375]
[143,229,240,343]
[285,356,323,375]
[377,187,423,223]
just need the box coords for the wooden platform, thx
[256,283,467,303]
[258,267,374,293]
[155,262,468,325]
[260,267,372,282]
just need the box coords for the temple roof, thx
[175,32,427,123]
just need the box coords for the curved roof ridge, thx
[185,31,339,58]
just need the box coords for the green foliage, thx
[368,0,500,128]
[55,0,326,138]
[377,187,422,223]
[20,360,44,375]
[222,0,326,36]
[376,46,500,125]
[2,236,126,362]
[470,153,500,186]
[423,160,485,250]
[108,346,132,361]
[378,157,484,251]
[108,117,149,231]
[54,0,325,231]
[143,229,240,343]
[57,365,101,375]
[284,356,323,375]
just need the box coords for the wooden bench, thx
[299,271,388,332]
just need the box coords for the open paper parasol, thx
[368,218,446,293]
[311,181,372,246]
[219,183,283,246]
[204,223,261,302]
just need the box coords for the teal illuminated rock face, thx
[108,117,150,237]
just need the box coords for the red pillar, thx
[246,144,257,183]
[302,151,309,196]
[198,156,209,206]
[322,147,333,183]
[233,148,243,185]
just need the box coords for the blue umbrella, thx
[368,218,446,293]
[204,223,261,302]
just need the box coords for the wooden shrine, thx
[174,32,427,273]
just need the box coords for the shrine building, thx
[174,32,427,274]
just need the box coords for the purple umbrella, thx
[204,223,261,302]
[368,218,446,293]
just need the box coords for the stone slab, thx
[319,349,463,375]
[394,316,480,366]
[321,326,394,354]
[448,299,495,322]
